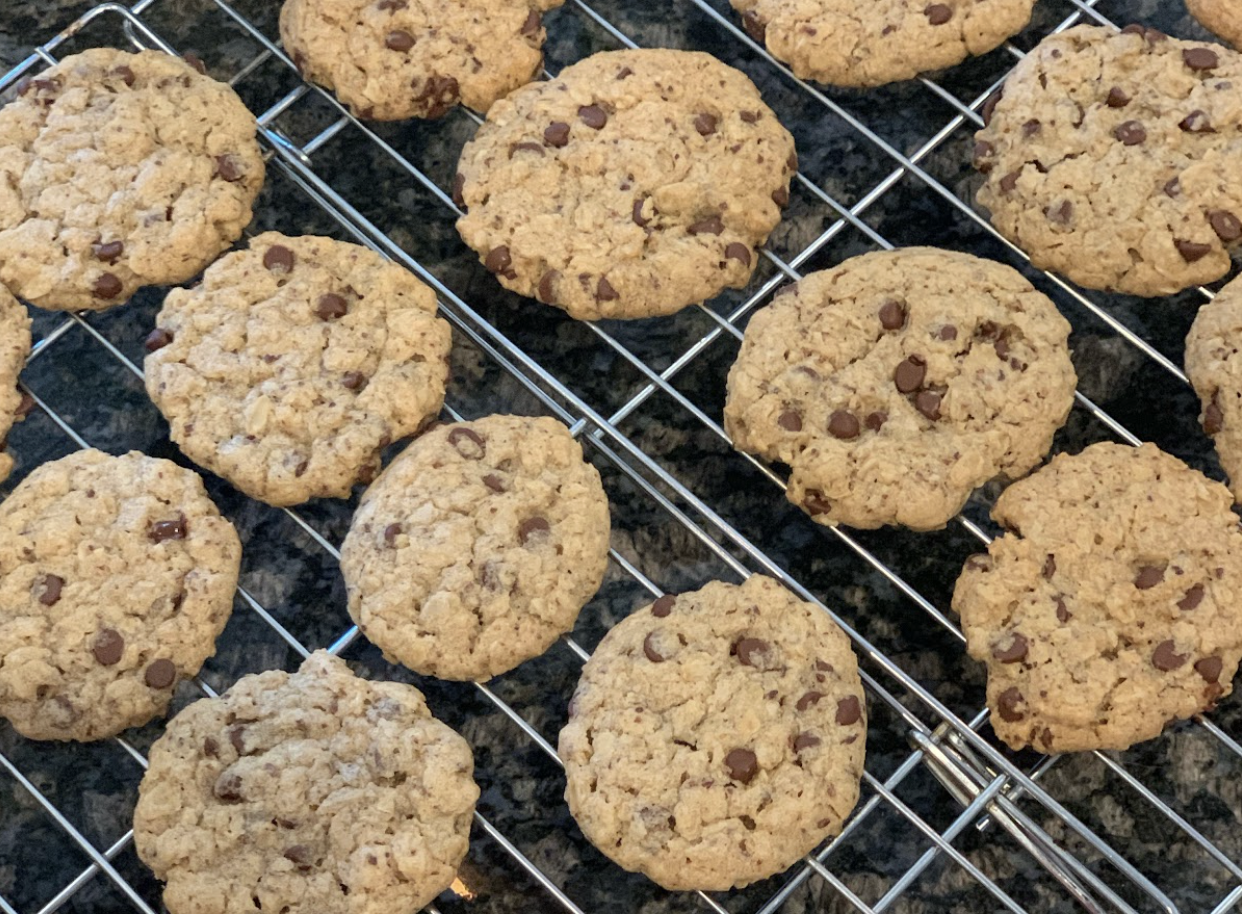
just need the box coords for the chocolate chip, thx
[316,293,348,321]
[283,845,313,870]
[448,426,485,458]
[383,523,402,546]
[643,632,666,663]
[893,355,926,393]
[263,245,295,272]
[1046,598,1067,626]
[93,273,122,299]
[981,88,1003,126]
[915,390,942,421]
[924,4,952,25]
[803,489,831,515]
[996,687,1024,722]
[740,111,759,124]
[695,113,718,136]
[214,774,243,802]
[878,300,906,330]
[772,186,790,207]
[1042,554,1056,580]
[520,10,541,36]
[144,328,174,352]
[213,154,243,182]
[537,270,559,303]
[1046,200,1073,225]
[35,573,63,606]
[688,216,725,236]
[509,142,545,157]
[998,170,1021,194]
[377,0,408,9]
[413,74,458,117]
[385,30,415,51]
[92,240,124,263]
[632,197,651,227]
[92,629,124,666]
[14,390,34,420]
[652,595,675,617]
[937,325,958,341]
[578,105,607,129]
[864,411,888,431]
[482,474,505,493]
[1184,47,1219,71]
[1179,110,1214,133]
[741,10,767,42]
[733,637,770,666]
[184,53,207,74]
[544,121,570,147]
[992,633,1029,664]
[1195,655,1223,683]
[827,410,860,440]
[725,243,751,267]
[795,691,824,711]
[519,516,550,544]
[1152,640,1187,671]
[1114,121,1146,145]
[973,139,995,173]
[965,555,991,572]
[1178,584,1205,611]
[228,726,246,754]
[1209,211,1242,242]
[1205,394,1225,434]
[834,695,861,726]
[724,747,757,784]
[1164,177,1182,198]
[597,277,619,302]
[144,659,177,689]
[778,410,802,432]
[793,732,820,752]
[149,515,187,543]
[452,173,466,208]
[112,65,136,86]
[1022,119,1041,137]
[1176,237,1214,263]
[338,371,367,392]
[485,246,512,275]
[1106,87,1131,108]
[616,67,633,80]
[203,737,219,758]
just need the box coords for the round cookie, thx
[974,25,1242,297]
[0,286,32,483]
[341,415,611,681]
[145,233,452,507]
[280,0,564,121]
[1186,274,1242,500]
[454,48,797,320]
[731,0,1037,87]
[0,49,264,311]
[0,449,241,741]
[134,650,478,914]
[724,248,1077,531]
[558,575,866,891]
[953,442,1242,753]
[1187,0,1242,48]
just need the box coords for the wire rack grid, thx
[0,1,1239,913]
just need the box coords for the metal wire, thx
[0,1,1239,914]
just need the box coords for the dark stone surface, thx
[0,1,1239,913]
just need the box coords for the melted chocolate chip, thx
[878,299,907,330]
[93,273,122,299]
[1055,596,1071,623]
[924,3,952,25]
[828,410,860,440]
[316,293,348,321]
[688,216,725,236]
[537,270,559,303]
[651,595,675,617]
[92,240,124,263]
[144,328,174,352]
[283,845,313,870]
[149,515,187,543]
[1106,87,1131,108]
[996,687,1024,722]
[915,390,942,421]
[992,633,1029,664]
[1176,239,1213,263]
[793,732,820,752]
[835,695,862,725]
[92,629,124,666]
[544,121,571,147]
[520,10,541,36]
[1134,565,1165,589]
[695,113,718,136]
[1204,394,1225,434]
[795,691,824,712]
[36,573,63,606]
[383,523,402,546]
[643,632,666,663]
[1209,211,1242,242]
[482,474,505,493]
[213,155,243,182]
[519,516,550,544]
[1042,554,1056,580]
[1195,655,1223,683]
[724,747,758,784]
[864,411,888,432]
[632,197,651,227]
[597,277,620,302]
[725,243,752,267]
[733,637,770,666]
[214,773,243,802]
[263,245,295,272]
[112,65,136,87]
[1114,121,1147,145]
[144,659,177,689]
[1178,584,1205,611]
[1179,109,1214,133]
[452,173,466,208]
[447,426,485,459]
[1152,639,1188,671]
[342,371,367,391]
[578,105,607,129]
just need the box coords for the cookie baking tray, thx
[1,1,1240,913]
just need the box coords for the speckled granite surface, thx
[0,1,1240,913]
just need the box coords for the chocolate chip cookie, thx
[725,248,1076,531]
[0,49,264,311]
[144,233,451,507]
[559,575,865,891]
[975,25,1242,296]
[0,286,32,483]
[340,415,611,681]
[0,450,241,741]
[280,0,563,121]
[1187,0,1242,48]
[1185,274,1242,500]
[454,48,797,320]
[134,650,478,914]
[953,442,1242,753]
[732,0,1037,87]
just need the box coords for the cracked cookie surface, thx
[134,650,478,914]
[730,0,1037,87]
[0,449,241,741]
[558,575,866,891]
[0,286,32,483]
[145,233,451,507]
[280,0,564,121]
[975,25,1242,296]
[340,415,611,681]
[725,248,1076,531]
[1186,274,1242,501]
[1187,0,1242,48]
[454,48,796,320]
[953,442,1242,753]
[0,49,263,311]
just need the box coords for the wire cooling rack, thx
[0,1,1240,912]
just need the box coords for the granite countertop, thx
[1,1,1240,913]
